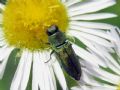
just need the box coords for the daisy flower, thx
[72,27,120,90]
[0,0,117,90]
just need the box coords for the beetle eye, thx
[46,25,59,36]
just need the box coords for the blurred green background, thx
[0,0,120,90]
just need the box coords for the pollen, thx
[3,0,69,51]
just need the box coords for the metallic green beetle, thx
[46,25,82,80]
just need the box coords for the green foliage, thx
[0,49,20,90]
[0,0,6,4]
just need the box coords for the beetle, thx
[46,25,82,80]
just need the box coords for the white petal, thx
[46,66,57,90]
[69,25,116,42]
[0,46,14,79]
[83,50,120,84]
[89,86,116,90]
[68,30,114,47]
[87,67,120,85]
[80,68,103,86]
[32,52,56,90]
[10,50,31,90]
[72,85,116,90]
[40,51,51,63]
[93,45,120,71]
[74,36,108,59]
[71,87,82,90]
[39,52,56,90]
[0,13,3,24]
[61,0,67,3]
[52,56,68,90]
[0,3,5,11]
[106,59,120,75]
[64,0,81,7]
[69,21,114,30]
[33,52,48,90]
[108,27,120,54]
[70,13,117,20]
[0,27,3,33]
[19,52,32,90]
[88,46,120,75]
[69,0,115,11]
[72,45,106,67]
[0,40,6,47]
[68,0,116,16]
[32,53,39,90]
[0,45,10,62]
[0,28,5,46]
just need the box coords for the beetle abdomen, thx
[56,44,82,80]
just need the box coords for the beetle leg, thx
[45,50,55,63]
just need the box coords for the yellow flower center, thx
[117,84,120,90]
[3,0,69,51]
